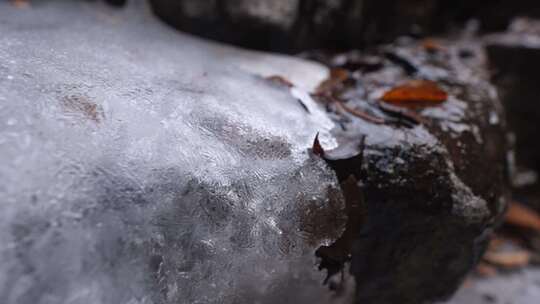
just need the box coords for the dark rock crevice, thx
[314,137,368,291]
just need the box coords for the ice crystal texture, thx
[0,2,346,304]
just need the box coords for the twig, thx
[336,101,386,125]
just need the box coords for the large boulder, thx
[148,0,540,52]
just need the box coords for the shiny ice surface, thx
[0,1,346,304]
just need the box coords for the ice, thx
[442,268,540,304]
[0,1,347,304]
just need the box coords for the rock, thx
[485,18,540,177]
[0,1,510,304]
[148,0,347,52]
[307,36,509,303]
[148,0,540,53]
[149,0,442,52]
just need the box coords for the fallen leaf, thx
[483,250,531,268]
[11,0,29,8]
[381,80,448,107]
[316,68,349,95]
[312,133,325,157]
[265,75,294,88]
[505,201,540,232]
[422,38,445,53]
[475,262,498,277]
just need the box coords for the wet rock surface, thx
[306,37,509,303]
[0,1,511,304]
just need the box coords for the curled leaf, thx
[381,80,448,107]
[312,133,325,157]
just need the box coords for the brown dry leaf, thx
[422,39,445,53]
[265,75,294,88]
[483,250,531,268]
[312,133,325,157]
[475,262,498,277]
[316,68,349,95]
[505,201,540,232]
[11,0,29,8]
[381,80,448,107]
